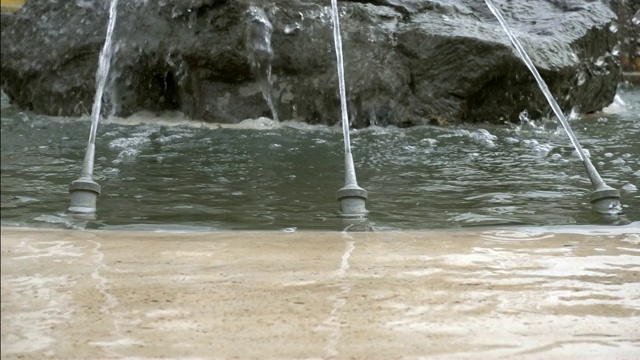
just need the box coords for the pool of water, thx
[1,87,638,231]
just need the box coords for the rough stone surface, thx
[611,0,640,72]
[0,0,622,127]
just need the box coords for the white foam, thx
[603,94,627,114]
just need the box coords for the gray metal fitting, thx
[69,177,101,214]
[337,184,368,218]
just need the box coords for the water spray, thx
[484,0,623,216]
[330,0,368,218]
[69,0,119,214]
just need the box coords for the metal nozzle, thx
[337,152,368,218]
[337,183,368,219]
[590,185,623,216]
[69,176,101,214]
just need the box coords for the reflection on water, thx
[1,88,639,231]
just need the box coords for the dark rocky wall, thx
[0,0,623,127]
[610,0,639,71]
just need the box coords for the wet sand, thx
[1,226,639,359]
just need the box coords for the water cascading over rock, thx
[0,0,624,127]
[246,5,279,122]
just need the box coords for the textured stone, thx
[0,0,622,127]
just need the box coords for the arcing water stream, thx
[86,0,119,175]
[484,0,624,217]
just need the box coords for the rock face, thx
[611,0,639,72]
[0,0,622,127]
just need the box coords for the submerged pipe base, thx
[69,177,101,214]
[340,217,372,232]
[337,184,368,219]
[590,186,623,216]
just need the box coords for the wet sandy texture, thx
[1,227,639,359]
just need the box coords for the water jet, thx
[485,0,624,217]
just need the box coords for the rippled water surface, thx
[1,88,639,231]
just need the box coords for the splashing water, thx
[483,0,616,200]
[484,0,589,162]
[246,6,279,122]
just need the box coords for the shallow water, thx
[1,88,639,231]
[1,227,639,359]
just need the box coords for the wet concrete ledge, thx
[0,0,24,13]
[1,226,639,359]
[623,72,640,84]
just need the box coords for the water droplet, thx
[612,44,620,56]
[103,167,120,175]
[572,148,590,158]
[532,144,554,157]
[570,52,579,62]
[576,71,587,86]
[420,138,438,146]
[284,23,300,35]
[568,107,580,120]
